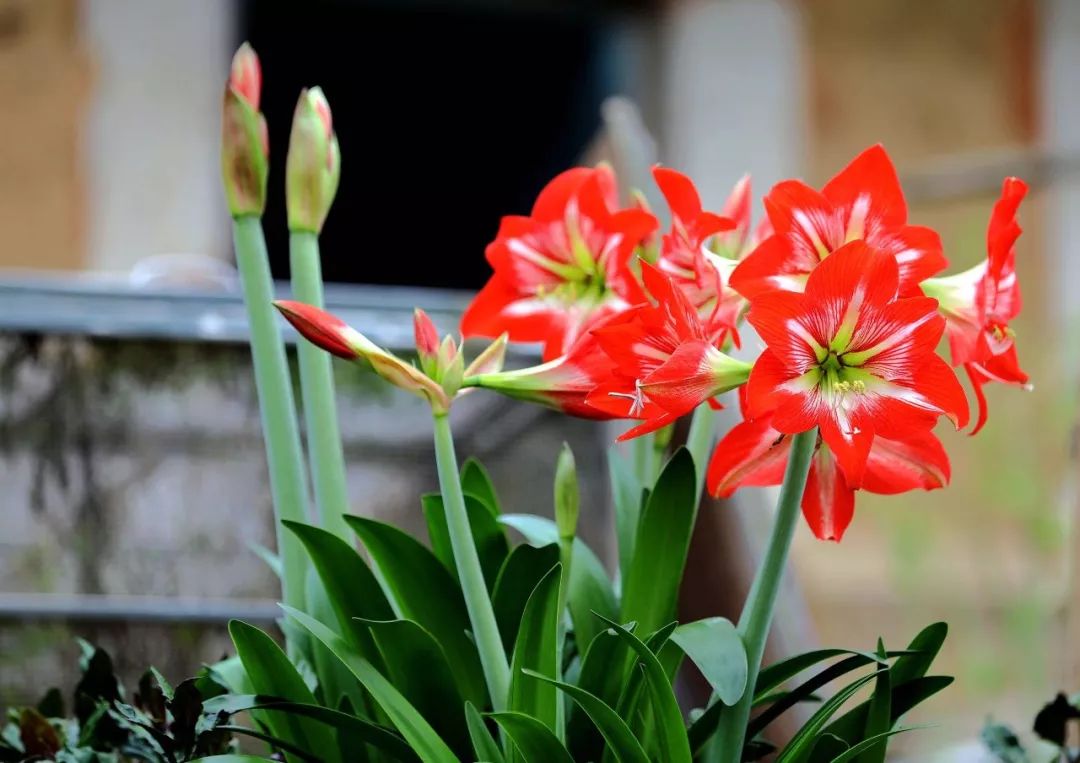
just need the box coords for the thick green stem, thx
[432,414,511,711]
[289,230,351,541]
[712,428,816,761]
[686,403,718,501]
[232,215,309,613]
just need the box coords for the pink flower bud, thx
[275,300,358,360]
[414,308,440,359]
[286,87,341,232]
[229,42,262,111]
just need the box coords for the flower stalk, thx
[289,230,351,541]
[712,427,816,760]
[431,413,511,711]
[232,215,310,614]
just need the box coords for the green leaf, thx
[305,566,357,710]
[488,711,574,763]
[828,726,927,763]
[749,652,907,739]
[216,726,323,762]
[595,615,691,763]
[754,648,897,702]
[523,669,649,763]
[619,449,697,634]
[462,457,501,516]
[859,640,891,763]
[345,515,486,705]
[492,543,560,652]
[608,447,643,583]
[775,671,883,763]
[228,620,341,763]
[202,694,418,762]
[566,628,626,761]
[284,521,392,661]
[810,676,953,761]
[670,617,747,707]
[508,565,563,735]
[282,606,459,763]
[361,618,471,758]
[465,701,505,763]
[421,493,510,592]
[190,756,279,762]
[500,514,617,652]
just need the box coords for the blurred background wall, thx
[0,0,1077,757]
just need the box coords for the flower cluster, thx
[279,145,1029,541]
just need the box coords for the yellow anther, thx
[852,379,866,394]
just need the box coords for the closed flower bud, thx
[554,443,579,541]
[221,43,268,217]
[286,87,341,233]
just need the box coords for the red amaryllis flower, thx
[464,316,630,420]
[461,166,659,360]
[744,240,968,486]
[586,262,751,440]
[730,144,947,300]
[707,412,950,541]
[652,167,739,336]
[922,177,1030,434]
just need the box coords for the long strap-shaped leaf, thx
[523,669,649,763]
[465,701,506,763]
[775,672,882,763]
[488,711,574,763]
[595,615,692,763]
[202,694,417,762]
[826,726,927,763]
[282,606,459,763]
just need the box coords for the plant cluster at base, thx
[203,41,1032,763]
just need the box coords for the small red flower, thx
[744,241,968,486]
[461,166,658,360]
[730,145,947,300]
[922,177,1030,434]
[465,319,625,420]
[586,262,751,440]
[707,412,950,541]
[652,167,741,340]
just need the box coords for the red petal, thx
[909,354,970,430]
[532,167,593,221]
[745,349,806,421]
[862,431,950,494]
[616,410,681,442]
[848,297,944,371]
[706,416,790,497]
[413,308,439,357]
[460,272,552,344]
[965,363,991,435]
[987,177,1028,283]
[653,166,703,226]
[871,225,948,296]
[729,235,808,299]
[801,240,900,316]
[745,289,820,372]
[821,144,907,229]
[801,449,856,542]
[818,411,874,488]
[764,180,841,264]
[979,344,1029,386]
[640,340,719,415]
[722,174,753,240]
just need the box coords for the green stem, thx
[555,535,573,742]
[232,215,309,613]
[686,403,718,501]
[712,428,816,762]
[431,413,511,711]
[289,231,351,541]
[631,432,654,484]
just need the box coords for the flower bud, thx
[286,87,341,233]
[414,308,440,375]
[221,43,269,218]
[554,443,580,541]
[464,334,508,378]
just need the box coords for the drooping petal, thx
[817,406,874,488]
[801,447,856,542]
[862,431,950,494]
[706,416,790,497]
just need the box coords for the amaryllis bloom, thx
[276,300,505,415]
[707,412,950,541]
[464,315,629,420]
[730,144,947,300]
[922,177,1030,434]
[586,263,752,440]
[652,167,741,339]
[461,166,659,360]
[744,241,968,486]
